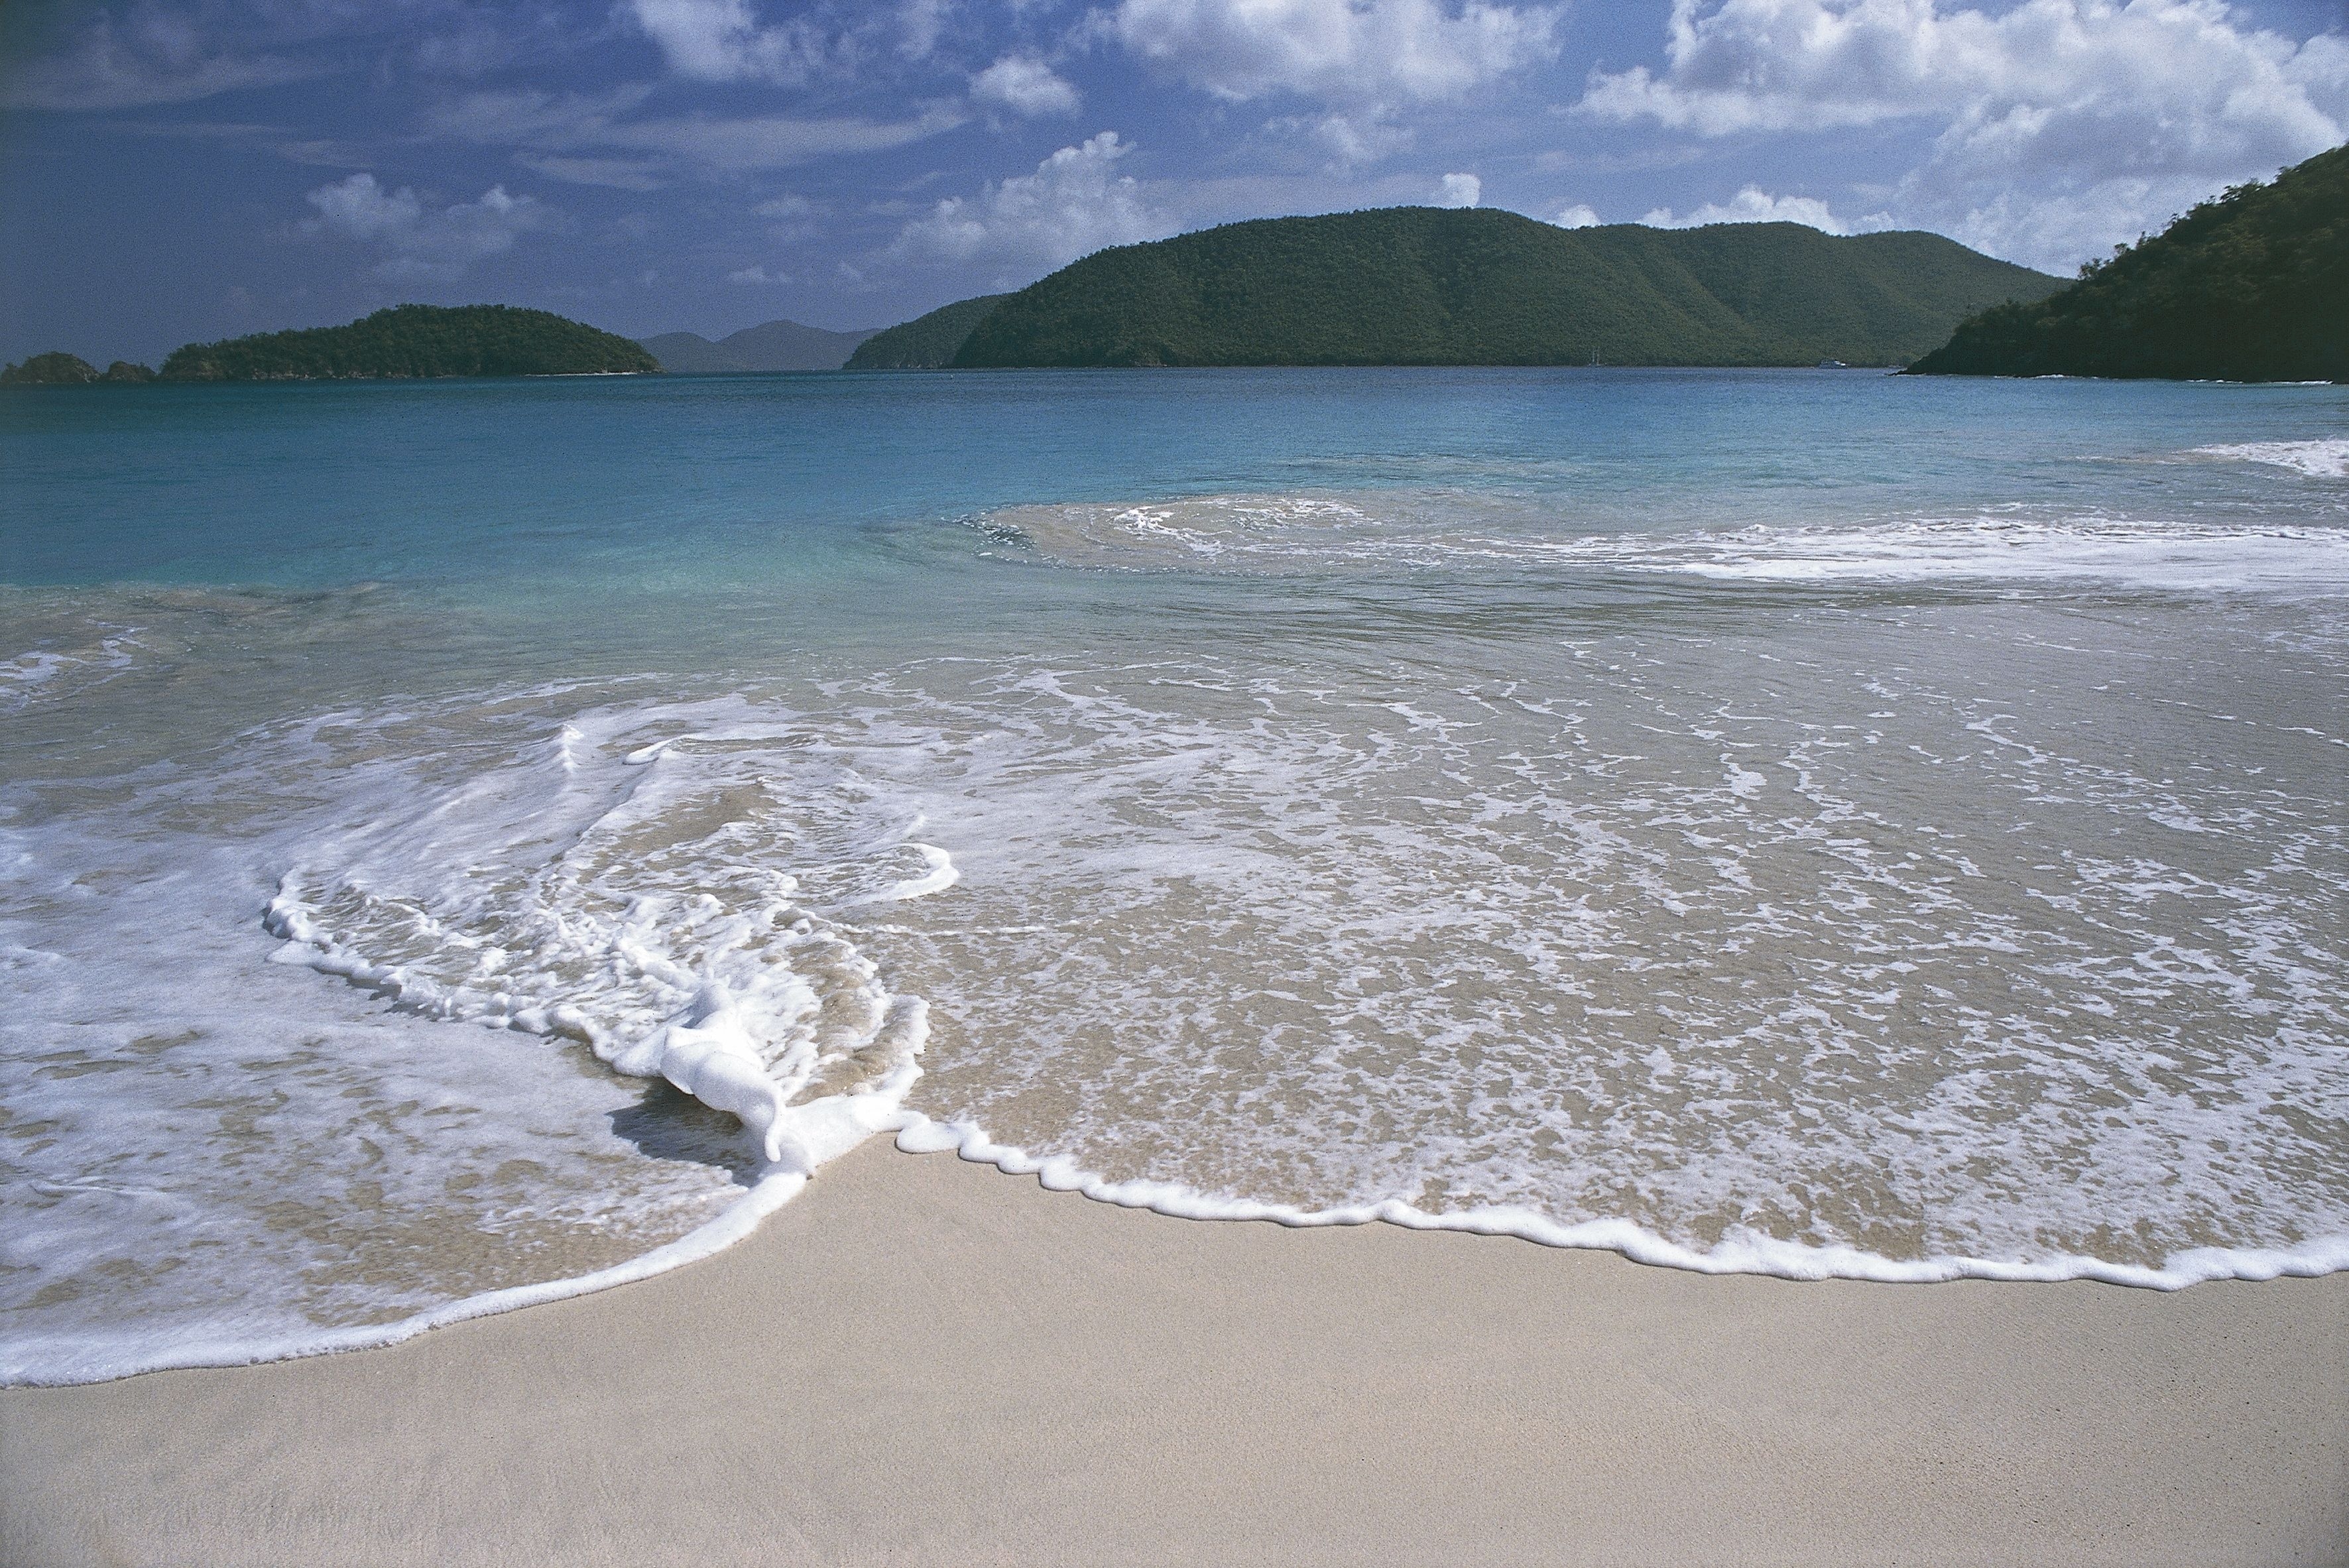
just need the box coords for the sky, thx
[3,0,2344,366]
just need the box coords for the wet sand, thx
[4,1139,2344,1567]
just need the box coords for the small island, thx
[7,304,659,386]
[148,305,658,385]
[1908,142,2346,382]
[1,352,157,385]
[160,304,658,381]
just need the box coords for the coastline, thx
[5,1140,2343,1567]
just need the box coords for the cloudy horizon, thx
[3,0,2344,365]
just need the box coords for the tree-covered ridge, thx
[160,304,658,381]
[845,294,1010,368]
[1908,143,2348,382]
[942,210,2059,369]
[2,353,154,385]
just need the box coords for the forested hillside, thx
[932,210,2058,368]
[845,294,1010,369]
[1909,143,2348,381]
[160,305,657,380]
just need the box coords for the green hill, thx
[1,353,158,385]
[2,352,100,385]
[928,210,2058,368]
[845,294,1010,369]
[1909,143,2348,382]
[160,304,658,381]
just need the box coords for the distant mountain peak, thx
[637,318,881,373]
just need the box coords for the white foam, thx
[897,1115,2349,1290]
[981,493,2349,595]
[2195,438,2349,479]
[7,1050,926,1388]
[11,561,2349,1388]
[0,629,141,713]
[882,843,959,902]
[1581,516,2349,592]
[3,690,951,1386]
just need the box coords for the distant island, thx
[845,295,1012,369]
[849,212,2059,369]
[1908,142,2346,382]
[1,352,158,385]
[639,318,879,373]
[156,304,656,381]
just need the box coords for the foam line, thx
[3,1053,926,1388]
[893,1116,2349,1292]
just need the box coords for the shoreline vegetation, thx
[9,146,2340,386]
[1908,141,2346,382]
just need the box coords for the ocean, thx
[3,367,2344,1385]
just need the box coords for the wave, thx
[0,629,141,714]
[1,690,953,1386]
[977,493,2349,594]
[259,702,942,1167]
[2194,438,2349,479]
[13,626,2348,1384]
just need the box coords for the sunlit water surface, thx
[3,369,2345,1382]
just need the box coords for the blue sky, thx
[3,0,2344,365]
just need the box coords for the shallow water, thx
[3,369,2345,1382]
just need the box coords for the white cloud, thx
[1642,184,1880,233]
[898,0,954,60]
[892,131,1177,280]
[973,55,1083,117]
[1109,0,1559,105]
[624,0,829,84]
[605,112,961,171]
[1437,171,1481,206]
[428,90,964,174]
[726,264,791,284]
[1553,202,1600,227]
[301,172,551,280]
[1261,111,1415,167]
[1579,0,2349,269]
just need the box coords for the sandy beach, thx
[4,1139,2343,1567]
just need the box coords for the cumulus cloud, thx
[1579,0,2349,268]
[1109,0,1559,105]
[1642,185,1882,233]
[1553,202,1600,227]
[624,0,829,84]
[623,0,953,82]
[301,172,551,279]
[1437,171,1481,206]
[892,131,1177,280]
[972,55,1083,117]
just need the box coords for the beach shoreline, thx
[5,1139,2343,1567]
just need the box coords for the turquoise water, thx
[3,369,2346,1382]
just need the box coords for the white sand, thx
[4,1140,2344,1566]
